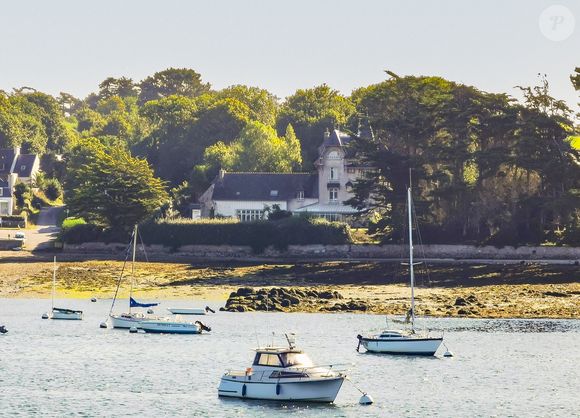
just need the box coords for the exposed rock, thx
[222,287,350,313]
[454,297,469,306]
[543,291,570,298]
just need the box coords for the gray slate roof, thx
[0,149,16,175]
[14,154,37,178]
[212,172,318,201]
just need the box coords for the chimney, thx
[218,168,226,182]
[8,173,17,190]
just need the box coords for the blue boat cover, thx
[129,297,159,308]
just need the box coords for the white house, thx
[199,129,373,222]
[0,147,41,215]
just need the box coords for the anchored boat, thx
[218,334,345,402]
[139,317,211,334]
[357,185,443,356]
[108,225,159,329]
[44,256,83,320]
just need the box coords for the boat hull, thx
[167,308,206,315]
[51,309,83,320]
[139,321,201,334]
[109,314,145,329]
[218,376,344,402]
[361,337,443,355]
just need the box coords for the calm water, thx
[0,298,578,417]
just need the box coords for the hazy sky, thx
[1,0,578,110]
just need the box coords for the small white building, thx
[0,147,41,215]
[200,129,373,222]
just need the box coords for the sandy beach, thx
[1,257,578,319]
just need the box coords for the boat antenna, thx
[52,256,56,311]
[129,224,138,314]
[407,172,416,332]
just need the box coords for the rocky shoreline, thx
[221,287,371,312]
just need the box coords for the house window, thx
[347,167,355,174]
[21,165,26,171]
[270,190,278,197]
[0,201,8,215]
[236,209,264,222]
[0,188,3,196]
[329,188,338,202]
[0,164,4,170]
[297,191,304,200]
[330,168,336,180]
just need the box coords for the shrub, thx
[59,223,130,244]
[61,217,86,230]
[43,178,63,201]
[61,216,352,253]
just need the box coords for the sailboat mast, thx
[129,224,137,314]
[52,256,56,311]
[407,186,415,330]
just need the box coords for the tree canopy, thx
[65,138,168,230]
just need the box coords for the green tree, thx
[202,121,301,172]
[65,138,168,230]
[216,85,279,126]
[277,84,355,167]
[138,68,210,105]
[98,77,138,100]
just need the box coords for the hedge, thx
[0,214,27,228]
[60,217,353,253]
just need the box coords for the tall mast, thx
[407,186,415,331]
[52,256,56,311]
[129,224,137,314]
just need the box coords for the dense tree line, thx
[0,67,578,244]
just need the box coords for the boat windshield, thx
[280,352,313,368]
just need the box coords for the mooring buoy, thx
[99,322,108,329]
[359,393,374,405]
[41,313,49,319]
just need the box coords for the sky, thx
[0,0,578,111]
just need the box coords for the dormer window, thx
[327,151,340,160]
[297,191,304,200]
[270,190,278,197]
[21,165,26,171]
[330,168,336,180]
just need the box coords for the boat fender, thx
[241,384,247,397]
[205,306,216,314]
[276,383,281,395]
[195,321,212,332]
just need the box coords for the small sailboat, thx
[139,317,211,334]
[218,334,346,402]
[108,225,159,329]
[44,257,83,320]
[166,306,214,315]
[357,186,443,355]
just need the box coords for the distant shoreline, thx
[0,257,578,319]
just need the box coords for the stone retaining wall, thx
[61,242,580,261]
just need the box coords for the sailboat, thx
[356,186,443,355]
[44,256,83,320]
[108,225,159,329]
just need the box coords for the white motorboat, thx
[45,257,83,321]
[357,185,443,356]
[218,335,345,402]
[139,317,211,334]
[107,225,160,329]
[166,307,212,315]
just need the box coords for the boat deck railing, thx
[225,364,350,381]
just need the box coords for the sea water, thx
[0,298,578,417]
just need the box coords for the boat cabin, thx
[378,330,408,338]
[252,347,313,369]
